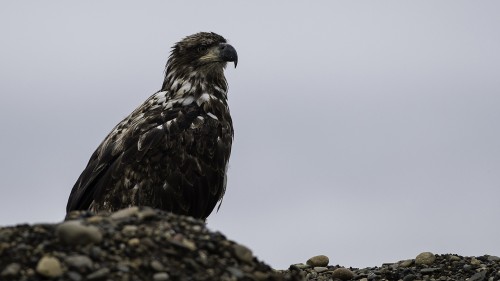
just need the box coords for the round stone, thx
[400,259,414,267]
[306,255,329,267]
[314,266,328,273]
[331,268,354,280]
[150,260,165,272]
[415,252,436,265]
[128,238,140,247]
[153,272,170,281]
[122,225,138,236]
[110,207,140,219]
[56,221,102,245]
[36,256,63,278]
[233,244,253,263]
[65,255,93,271]
[1,263,21,277]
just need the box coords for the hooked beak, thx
[218,43,238,68]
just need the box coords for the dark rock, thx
[468,270,486,281]
[331,268,354,280]
[0,208,302,281]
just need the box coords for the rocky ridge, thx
[1,207,499,281]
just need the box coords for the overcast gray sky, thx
[1,1,499,269]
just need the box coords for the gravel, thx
[282,252,500,281]
[1,208,499,281]
[0,207,301,281]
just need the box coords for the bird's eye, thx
[197,46,207,52]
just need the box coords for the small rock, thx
[36,256,63,278]
[56,221,102,245]
[449,255,461,261]
[421,267,440,274]
[400,259,414,267]
[150,260,165,271]
[403,274,417,281]
[65,255,93,271]
[469,270,486,281]
[306,255,329,267]
[153,272,170,281]
[488,255,500,262]
[233,244,253,263]
[331,268,354,280]
[67,271,83,281]
[122,225,138,236]
[290,263,311,270]
[128,238,140,247]
[85,216,104,224]
[86,267,110,280]
[253,271,270,280]
[181,238,197,251]
[314,266,328,273]
[138,207,157,220]
[227,267,244,278]
[110,206,140,219]
[471,257,481,266]
[1,263,21,277]
[116,263,129,272]
[415,252,436,265]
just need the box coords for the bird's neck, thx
[161,66,228,101]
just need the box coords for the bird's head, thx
[167,32,238,77]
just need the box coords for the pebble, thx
[153,272,170,281]
[151,260,165,271]
[138,207,157,220]
[421,267,440,274]
[400,259,414,267]
[65,255,93,270]
[403,273,417,281]
[122,225,138,236]
[110,206,140,219]
[36,256,63,278]
[415,252,436,265]
[1,263,21,277]
[488,255,500,262]
[86,216,104,224]
[56,220,102,245]
[128,238,140,246]
[313,266,328,273]
[331,268,354,280]
[290,263,311,270]
[233,244,253,263]
[471,257,482,266]
[67,271,83,281]
[86,267,110,280]
[306,255,329,267]
[469,270,486,281]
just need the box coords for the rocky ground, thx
[0,207,499,281]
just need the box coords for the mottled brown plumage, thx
[66,32,237,220]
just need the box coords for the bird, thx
[66,32,237,220]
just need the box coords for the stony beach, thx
[1,207,498,281]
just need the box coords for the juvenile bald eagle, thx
[66,32,237,220]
